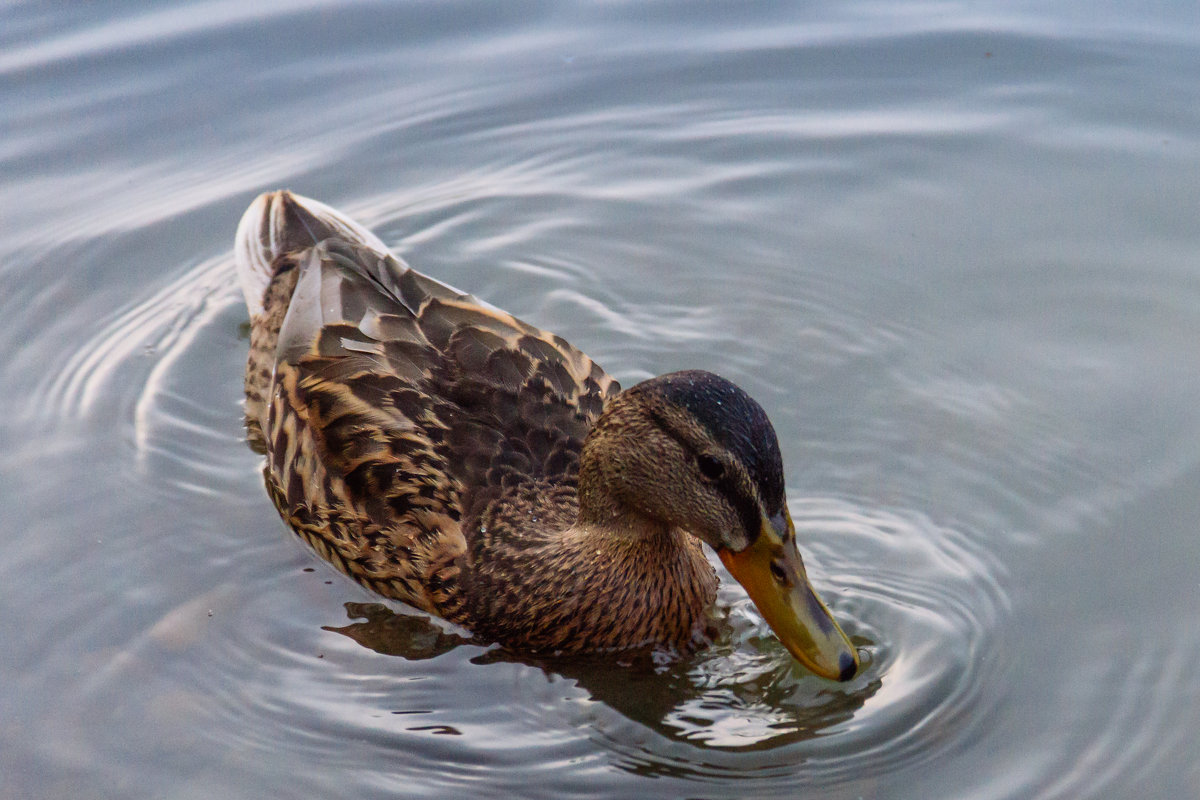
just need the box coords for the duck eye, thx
[696,454,724,481]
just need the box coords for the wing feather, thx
[257,232,620,618]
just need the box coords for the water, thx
[3,2,1199,798]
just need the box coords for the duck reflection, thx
[326,601,879,750]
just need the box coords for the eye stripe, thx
[645,403,764,544]
[637,371,785,508]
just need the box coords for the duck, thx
[234,190,859,681]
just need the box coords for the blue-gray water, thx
[3,2,1199,798]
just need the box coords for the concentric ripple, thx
[522,498,1010,782]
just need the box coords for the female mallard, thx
[235,190,858,681]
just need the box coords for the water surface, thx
[2,2,1199,798]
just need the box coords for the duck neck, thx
[463,467,717,654]
[575,409,659,535]
[575,467,667,541]
[544,515,716,655]
[567,509,677,553]
[572,429,691,559]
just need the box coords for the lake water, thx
[2,2,1198,798]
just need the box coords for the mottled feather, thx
[240,194,646,645]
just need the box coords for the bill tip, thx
[838,651,858,682]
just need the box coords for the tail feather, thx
[236,190,391,445]
[234,190,390,317]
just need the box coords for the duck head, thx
[579,370,859,681]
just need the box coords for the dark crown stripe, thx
[635,370,786,516]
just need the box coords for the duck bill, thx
[719,510,859,681]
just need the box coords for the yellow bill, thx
[719,509,859,681]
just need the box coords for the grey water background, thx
[2,1,1199,798]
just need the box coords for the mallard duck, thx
[235,190,859,681]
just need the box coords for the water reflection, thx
[326,602,473,661]
[326,600,881,751]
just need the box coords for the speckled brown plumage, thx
[232,191,870,677]
[237,192,727,654]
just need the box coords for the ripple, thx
[27,254,233,419]
[514,498,1007,784]
[7,234,269,512]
